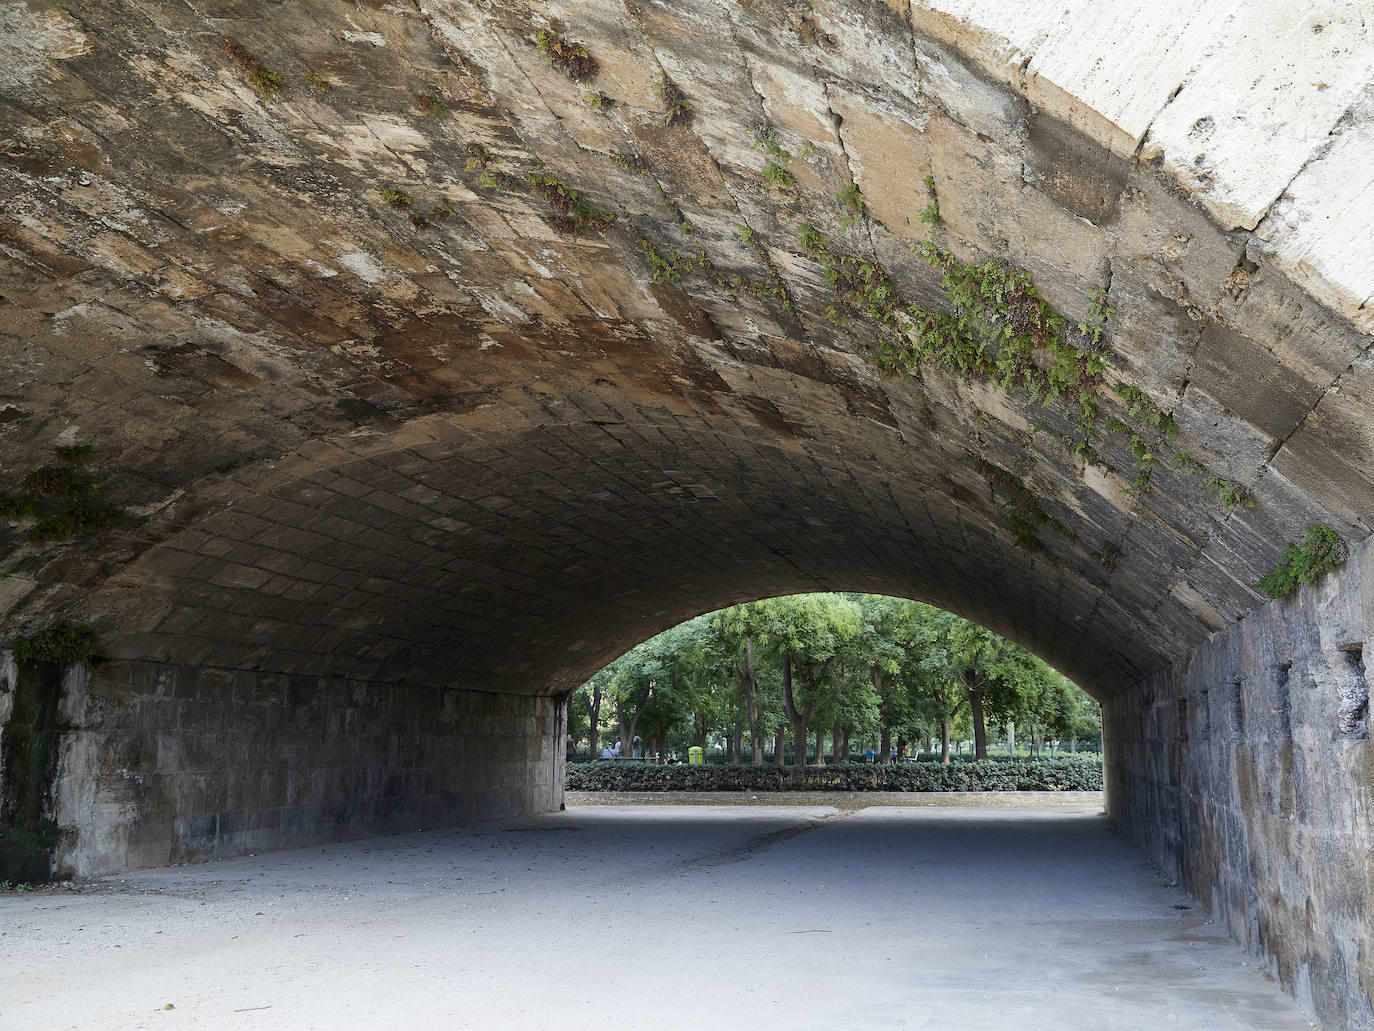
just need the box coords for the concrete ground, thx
[0,797,1317,1030]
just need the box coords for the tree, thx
[573,594,1099,769]
[754,594,863,766]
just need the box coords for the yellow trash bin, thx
[688,746,704,765]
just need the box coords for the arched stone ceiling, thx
[1,0,1371,700]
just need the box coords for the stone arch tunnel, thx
[1,0,1372,1025]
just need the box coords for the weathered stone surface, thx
[1106,539,1374,1031]
[0,0,1367,698]
[0,2,1372,1022]
[50,659,562,877]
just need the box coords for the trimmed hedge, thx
[565,757,1102,793]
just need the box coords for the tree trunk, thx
[830,722,842,764]
[781,653,812,768]
[896,734,907,759]
[774,725,786,767]
[814,729,825,767]
[730,720,743,765]
[589,682,602,757]
[742,638,762,765]
[941,718,952,764]
[970,687,988,760]
[880,726,891,763]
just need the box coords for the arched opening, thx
[567,593,1102,771]
[1,0,1370,1022]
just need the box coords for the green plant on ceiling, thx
[11,620,97,668]
[966,455,1073,558]
[414,93,448,117]
[656,73,694,127]
[919,175,942,242]
[1254,525,1347,599]
[636,233,710,286]
[752,126,796,192]
[536,29,599,82]
[220,37,283,104]
[0,446,123,543]
[837,183,865,229]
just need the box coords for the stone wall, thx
[28,660,562,878]
[1106,540,1374,1030]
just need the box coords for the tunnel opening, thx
[0,0,1371,1022]
[565,592,1102,778]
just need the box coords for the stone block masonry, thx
[39,661,563,878]
[1106,539,1374,1030]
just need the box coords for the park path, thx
[0,799,1316,1030]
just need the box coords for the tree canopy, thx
[574,594,1100,764]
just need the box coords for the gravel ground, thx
[0,797,1315,1030]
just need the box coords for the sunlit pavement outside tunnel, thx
[0,797,1317,1030]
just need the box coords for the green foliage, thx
[1078,287,1113,346]
[968,456,1071,556]
[378,187,413,210]
[638,235,709,285]
[21,465,87,500]
[221,37,282,104]
[656,74,693,126]
[11,620,97,668]
[1127,433,1155,493]
[574,594,1097,767]
[1207,477,1253,510]
[737,226,800,320]
[836,183,865,229]
[1,447,124,542]
[610,151,650,176]
[1254,525,1347,599]
[763,161,796,191]
[584,91,608,111]
[1115,384,1176,440]
[536,28,598,82]
[797,224,902,334]
[465,146,497,172]
[752,127,790,160]
[566,756,1103,792]
[919,176,942,241]
[428,203,454,222]
[799,140,817,159]
[750,129,796,191]
[0,491,38,520]
[305,68,331,94]
[1170,451,1205,477]
[800,221,1106,452]
[28,503,122,541]
[524,172,617,235]
[413,93,448,117]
